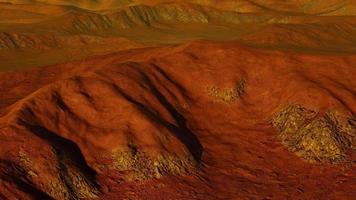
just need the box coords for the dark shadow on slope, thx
[1,175,54,200]
[18,121,100,199]
[151,63,192,101]
[0,159,54,200]
[109,68,203,161]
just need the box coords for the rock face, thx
[0,41,355,199]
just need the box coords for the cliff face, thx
[0,41,355,199]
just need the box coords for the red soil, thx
[0,41,355,199]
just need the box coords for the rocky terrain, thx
[0,1,355,199]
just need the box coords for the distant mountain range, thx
[0,0,356,71]
[1,0,356,15]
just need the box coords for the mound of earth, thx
[0,40,355,199]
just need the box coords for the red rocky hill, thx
[0,41,355,199]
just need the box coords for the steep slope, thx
[0,41,355,199]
